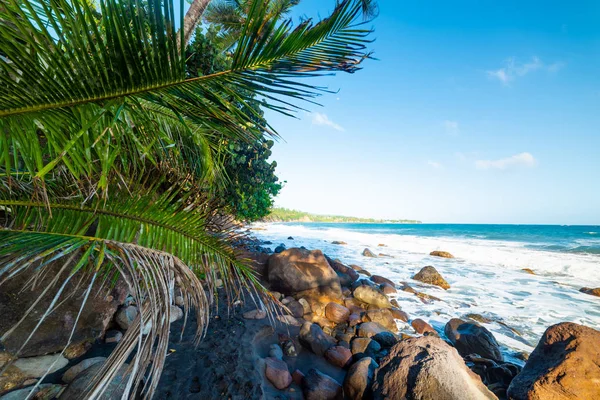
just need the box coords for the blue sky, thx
[263,0,600,224]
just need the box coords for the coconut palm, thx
[0,0,373,398]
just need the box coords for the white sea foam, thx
[252,223,600,360]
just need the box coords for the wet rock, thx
[371,332,399,348]
[445,318,503,361]
[324,346,352,369]
[292,369,305,385]
[343,357,378,400]
[464,313,493,324]
[265,357,292,390]
[353,285,392,309]
[390,308,409,322]
[411,318,436,335]
[288,236,294,240]
[0,384,64,400]
[521,268,536,275]
[364,309,397,332]
[507,322,600,400]
[61,362,129,399]
[325,303,350,324]
[115,305,138,330]
[267,248,342,296]
[370,275,395,287]
[274,244,286,253]
[62,357,106,383]
[372,336,496,399]
[302,368,343,400]
[362,248,376,258]
[331,241,347,245]
[299,323,336,356]
[357,322,392,339]
[580,287,600,297]
[412,266,450,289]
[12,354,68,378]
[380,283,397,295]
[351,338,381,359]
[269,344,284,360]
[243,309,266,320]
[105,330,123,344]
[430,250,455,258]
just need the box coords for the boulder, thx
[507,322,600,400]
[264,357,292,390]
[521,268,536,275]
[325,303,350,324]
[331,241,347,245]
[380,283,397,295]
[390,308,409,322]
[371,332,399,348]
[62,357,106,383]
[372,336,497,399]
[243,309,266,320]
[411,318,436,335]
[357,322,392,339]
[351,338,381,359]
[412,265,450,290]
[61,362,129,399]
[324,346,352,369]
[445,318,503,361]
[580,287,600,297]
[353,286,392,309]
[362,249,377,258]
[0,262,127,357]
[267,248,341,296]
[299,323,336,356]
[343,357,378,400]
[430,250,455,258]
[12,354,68,378]
[302,369,343,400]
[274,244,286,253]
[364,309,397,332]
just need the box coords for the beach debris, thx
[412,266,451,290]
[343,357,378,400]
[302,368,343,400]
[429,250,455,258]
[508,322,600,400]
[264,357,292,390]
[362,248,377,257]
[372,337,496,399]
[445,318,503,361]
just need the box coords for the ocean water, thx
[250,223,600,362]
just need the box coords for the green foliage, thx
[265,208,421,223]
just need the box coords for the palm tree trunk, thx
[181,0,212,47]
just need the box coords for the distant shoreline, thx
[263,207,421,224]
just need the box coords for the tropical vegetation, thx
[0,0,373,398]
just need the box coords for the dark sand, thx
[155,291,345,399]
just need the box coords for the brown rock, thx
[507,322,600,400]
[580,287,600,297]
[285,299,305,318]
[430,250,455,258]
[331,241,347,245]
[362,248,377,257]
[267,248,342,296]
[343,357,378,400]
[411,318,436,334]
[380,283,397,295]
[357,322,392,338]
[299,322,337,356]
[325,303,350,324]
[63,341,91,360]
[302,369,343,400]
[365,309,398,332]
[390,308,409,322]
[353,285,392,309]
[349,313,362,327]
[372,336,497,399]
[412,265,450,290]
[292,369,305,385]
[324,346,352,368]
[521,268,536,275]
[325,256,359,282]
[243,309,267,320]
[445,318,503,361]
[265,357,292,390]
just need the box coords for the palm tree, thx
[0,0,373,398]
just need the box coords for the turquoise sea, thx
[252,222,600,362]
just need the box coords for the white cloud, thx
[487,57,563,85]
[427,160,443,169]
[311,112,344,131]
[443,120,459,135]
[475,152,537,170]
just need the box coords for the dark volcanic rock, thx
[507,322,600,400]
[445,318,503,361]
[299,322,336,356]
[372,336,496,399]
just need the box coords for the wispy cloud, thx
[487,57,564,85]
[475,152,537,170]
[427,160,443,169]
[311,112,344,131]
[443,120,459,135]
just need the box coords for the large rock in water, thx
[0,260,127,357]
[507,322,600,400]
[412,265,450,290]
[579,287,600,297]
[445,318,503,361]
[267,248,341,296]
[372,336,497,399]
[430,250,455,258]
